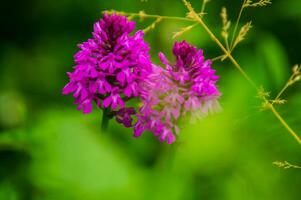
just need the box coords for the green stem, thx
[101,109,110,132]
[230,0,247,50]
[269,104,301,145]
[165,142,179,171]
[274,74,294,101]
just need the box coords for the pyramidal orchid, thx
[134,41,221,144]
[62,13,151,127]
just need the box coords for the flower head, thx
[63,13,151,115]
[135,41,221,144]
[116,107,136,128]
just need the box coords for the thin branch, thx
[274,80,292,101]
[230,0,248,50]
[200,0,210,16]
[143,17,163,33]
[104,10,194,22]
[269,104,301,145]
[274,64,301,101]
[211,55,227,62]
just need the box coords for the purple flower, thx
[62,13,151,117]
[116,107,136,127]
[135,41,221,144]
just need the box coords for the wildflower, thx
[62,13,151,118]
[135,41,221,144]
[116,107,136,128]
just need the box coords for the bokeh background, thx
[1,0,301,199]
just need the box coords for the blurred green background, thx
[0,0,301,199]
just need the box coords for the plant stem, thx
[274,74,294,100]
[225,37,230,51]
[230,0,247,50]
[211,55,225,62]
[101,109,110,132]
[269,104,301,145]
[200,0,208,16]
[105,10,194,22]
[275,83,290,101]
[143,17,163,33]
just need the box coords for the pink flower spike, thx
[62,13,152,115]
[135,41,221,144]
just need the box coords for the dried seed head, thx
[173,24,195,39]
[257,86,270,100]
[273,161,301,169]
[272,99,287,105]
[183,0,197,19]
[273,161,289,168]
[232,21,252,49]
[220,7,231,40]
[292,64,300,74]
[245,0,272,7]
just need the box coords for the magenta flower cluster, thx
[62,13,151,116]
[134,41,221,144]
[63,13,221,144]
